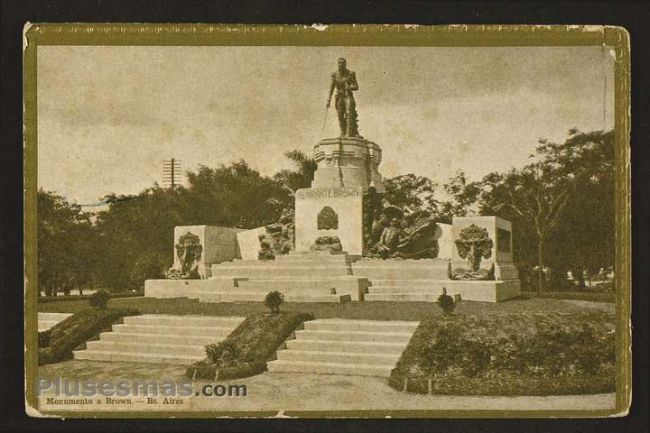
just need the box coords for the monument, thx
[144,58,521,303]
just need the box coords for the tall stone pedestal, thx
[294,136,384,256]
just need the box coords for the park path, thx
[37,360,615,414]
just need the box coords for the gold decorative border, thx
[23,24,631,419]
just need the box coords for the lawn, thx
[37,296,612,321]
[521,291,615,303]
[390,311,616,396]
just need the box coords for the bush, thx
[263,290,284,314]
[38,308,139,365]
[390,312,616,395]
[437,290,455,315]
[187,312,314,380]
[88,289,111,309]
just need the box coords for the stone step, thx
[365,293,438,302]
[122,314,244,328]
[365,293,462,302]
[278,251,348,261]
[73,349,203,365]
[266,359,393,377]
[275,257,348,264]
[276,349,399,366]
[354,269,450,279]
[352,260,450,279]
[111,323,236,336]
[86,340,207,357]
[38,312,73,321]
[199,286,340,295]
[303,319,419,334]
[198,292,351,303]
[38,322,59,332]
[294,329,413,343]
[233,276,366,293]
[100,331,219,346]
[211,265,351,277]
[369,286,445,294]
[286,339,407,355]
[370,278,450,287]
[38,312,73,331]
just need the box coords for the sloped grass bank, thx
[38,308,139,365]
[187,312,314,380]
[389,312,616,396]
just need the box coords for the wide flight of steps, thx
[199,251,365,303]
[38,312,73,331]
[73,314,244,365]
[267,319,418,377]
[354,258,458,302]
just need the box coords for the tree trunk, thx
[537,237,544,296]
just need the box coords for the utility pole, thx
[162,158,182,188]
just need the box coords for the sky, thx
[37,45,615,205]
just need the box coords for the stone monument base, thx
[145,251,369,303]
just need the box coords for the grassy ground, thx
[521,291,615,303]
[37,296,613,320]
[389,311,616,396]
[37,360,616,413]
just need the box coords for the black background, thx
[1,1,648,432]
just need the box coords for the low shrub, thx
[437,290,455,315]
[187,312,314,380]
[38,308,139,365]
[89,289,111,309]
[263,291,285,314]
[390,312,616,395]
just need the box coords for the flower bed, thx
[38,308,139,365]
[187,312,314,380]
[389,312,616,396]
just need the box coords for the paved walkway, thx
[37,360,615,414]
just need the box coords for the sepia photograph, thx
[23,24,631,418]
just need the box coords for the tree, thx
[538,129,615,289]
[476,129,614,292]
[273,150,317,193]
[37,190,98,296]
[438,171,481,223]
[383,174,439,215]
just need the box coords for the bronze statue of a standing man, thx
[326,58,360,137]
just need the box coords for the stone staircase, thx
[73,314,244,365]
[147,251,368,303]
[352,258,458,302]
[38,312,73,331]
[267,319,418,377]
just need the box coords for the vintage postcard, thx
[23,24,631,418]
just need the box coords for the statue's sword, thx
[322,104,329,132]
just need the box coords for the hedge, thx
[389,312,616,396]
[187,312,314,380]
[38,307,139,365]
